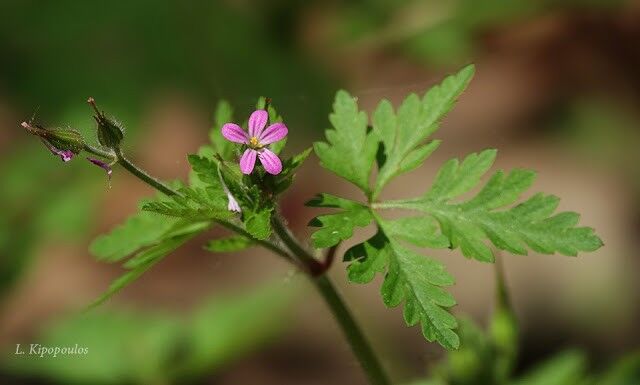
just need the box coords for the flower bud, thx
[21,121,85,161]
[87,97,124,149]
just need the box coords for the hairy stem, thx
[114,149,297,266]
[314,275,391,385]
[271,216,324,274]
[83,143,116,159]
[115,155,392,385]
[272,216,392,385]
[115,149,178,196]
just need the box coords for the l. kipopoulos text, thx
[14,344,89,358]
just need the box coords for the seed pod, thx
[88,97,124,149]
[21,122,85,161]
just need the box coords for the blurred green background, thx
[1,1,639,384]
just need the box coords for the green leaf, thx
[142,187,232,221]
[243,206,273,240]
[210,100,235,160]
[306,65,604,353]
[383,150,603,262]
[144,155,234,221]
[345,231,459,350]
[124,221,211,269]
[215,156,274,239]
[269,147,312,195]
[314,90,379,194]
[90,210,177,263]
[373,65,475,198]
[205,235,254,252]
[89,228,202,308]
[383,216,450,249]
[425,148,497,202]
[188,154,222,187]
[307,194,373,248]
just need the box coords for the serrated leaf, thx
[314,90,379,194]
[307,194,373,248]
[205,235,254,252]
[425,148,497,201]
[383,216,450,249]
[142,187,232,221]
[380,150,603,262]
[244,207,272,240]
[90,210,177,262]
[187,154,222,187]
[398,140,442,175]
[373,65,475,198]
[345,231,459,349]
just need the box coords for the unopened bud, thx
[87,97,124,149]
[21,121,85,162]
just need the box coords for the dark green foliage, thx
[310,65,603,349]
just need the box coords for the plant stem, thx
[272,216,392,385]
[214,219,302,268]
[271,216,324,274]
[115,154,392,385]
[313,275,391,385]
[113,149,299,266]
[83,143,116,159]
[115,149,178,196]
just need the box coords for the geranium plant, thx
[22,64,603,385]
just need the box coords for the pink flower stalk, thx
[221,110,287,175]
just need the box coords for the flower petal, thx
[87,157,113,187]
[56,149,74,162]
[248,110,268,138]
[258,148,282,175]
[259,122,288,145]
[221,123,248,144]
[227,193,242,213]
[239,149,257,174]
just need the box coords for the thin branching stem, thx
[115,155,392,385]
[115,149,179,197]
[271,215,392,385]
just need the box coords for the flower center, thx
[249,136,262,149]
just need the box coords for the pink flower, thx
[221,110,287,175]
